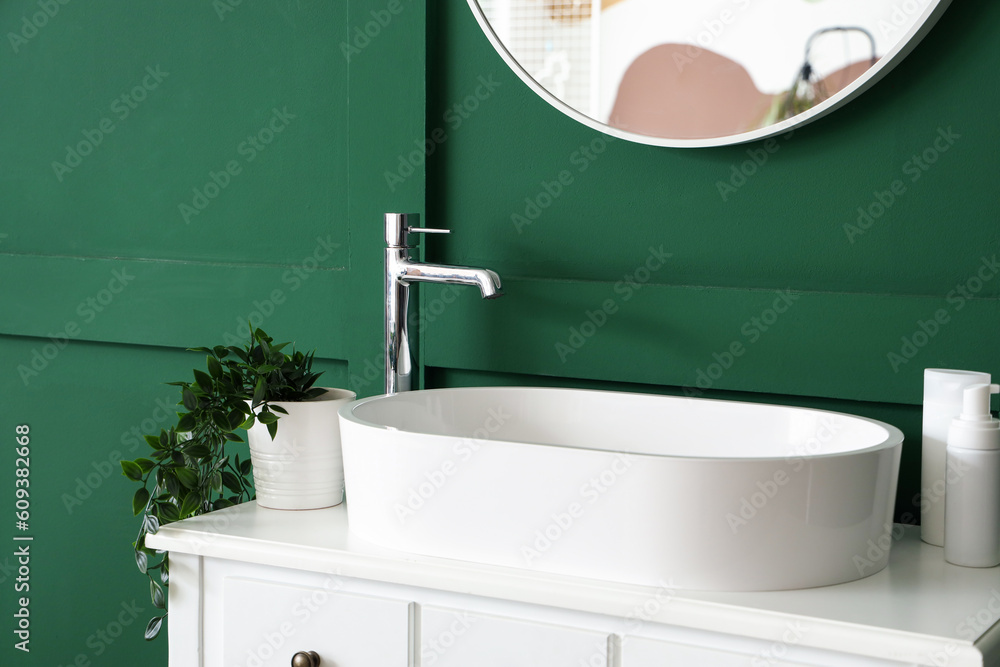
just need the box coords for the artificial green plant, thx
[120,326,324,639]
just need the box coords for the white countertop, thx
[147,502,1000,666]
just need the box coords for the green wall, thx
[1,0,997,664]
[422,0,1000,522]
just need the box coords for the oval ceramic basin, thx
[339,387,903,591]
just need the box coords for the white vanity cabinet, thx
[146,503,1000,667]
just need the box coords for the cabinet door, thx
[222,576,409,667]
[421,605,610,667]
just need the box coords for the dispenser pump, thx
[960,383,1000,421]
[953,384,1000,444]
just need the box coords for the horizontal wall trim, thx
[0,251,349,272]
[0,254,350,357]
[421,278,1000,406]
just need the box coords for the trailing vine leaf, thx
[121,324,325,642]
[150,580,165,609]
[144,615,164,641]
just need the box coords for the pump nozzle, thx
[960,383,1000,422]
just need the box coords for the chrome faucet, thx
[385,213,503,394]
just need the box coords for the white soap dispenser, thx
[945,383,1000,567]
[922,369,991,545]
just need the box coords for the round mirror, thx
[468,0,953,147]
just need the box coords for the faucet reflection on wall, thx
[384,213,503,394]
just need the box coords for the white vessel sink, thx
[338,387,903,591]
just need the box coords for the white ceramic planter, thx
[247,387,356,510]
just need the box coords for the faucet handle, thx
[409,226,450,245]
[385,213,451,247]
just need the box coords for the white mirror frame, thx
[467,0,954,148]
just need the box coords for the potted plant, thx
[120,326,354,639]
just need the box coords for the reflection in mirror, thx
[474,0,951,146]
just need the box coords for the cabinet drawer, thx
[221,576,409,667]
[422,605,610,667]
[623,634,817,666]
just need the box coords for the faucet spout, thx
[398,260,504,299]
[384,213,504,395]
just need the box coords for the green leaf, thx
[213,497,236,510]
[227,409,246,430]
[223,431,244,443]
[256,410,278,425]
[183,443,210,459]
[212,410,231,431]
[121,460,143,482]
[157,502,181,523]
[178,491,201,518]
[144,615,164,640]
[150,580,165,609]
[135,458,156,473]
[135,549,148,574]
[221,471,242,494]
[164,471,182,499]
[207,354,223,379]
[174,468,199,489]
[267,420,278,440]
[144,434,163,450]
[193,369,213,393]
[181,386,198,411]
[239,414,255,430]
[176,412,196,433]
[270,405,288,415]
[133,487,151,516]
[239,458,253,475]
[252,377,266,407]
